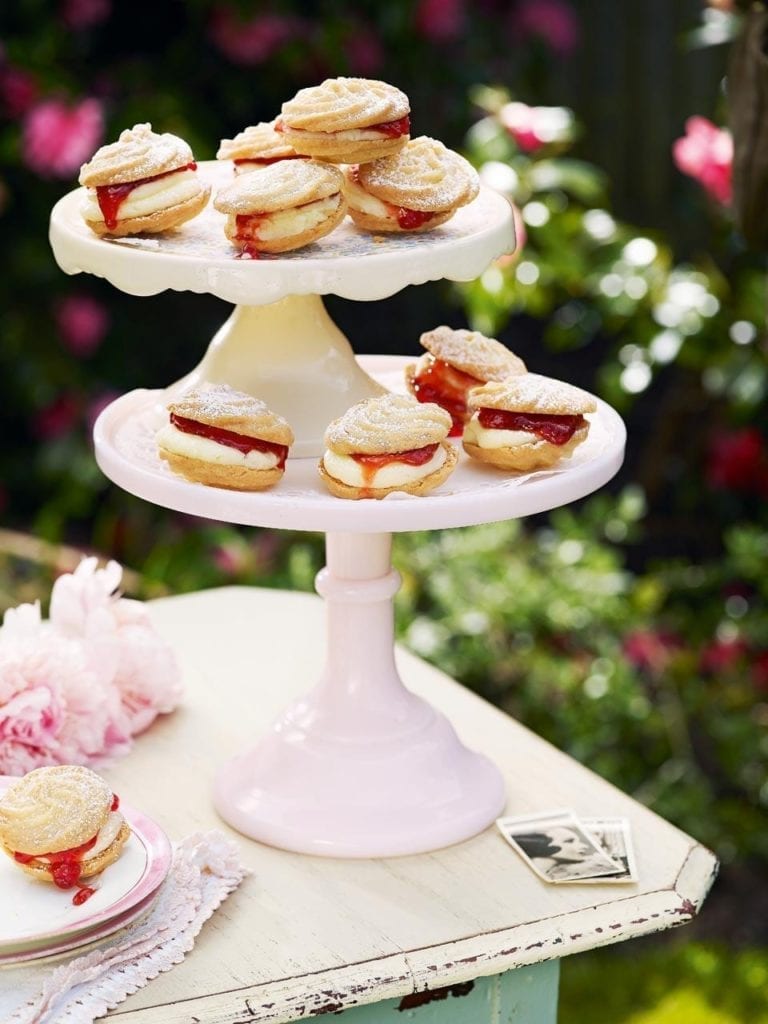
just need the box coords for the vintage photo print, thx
[579,817,639,883]
[496,810,625,883]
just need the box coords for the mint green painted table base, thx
[321,962,559,1023]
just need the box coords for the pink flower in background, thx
[60,0,111,30]
[22,97,103,178]
[33,394,79,440]
[673,116,733,206]
[0,65,38,119]
[699,637,747,675]
[54,293,109,357]
[415,0,465,42]
[515,0,580,54]
[499,101,574,152]
[706,428,768,495]
[210,8,303,65]
[623,629,680,674]
[345,24,385,75]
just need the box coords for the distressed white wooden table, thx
[87,586,714,1021]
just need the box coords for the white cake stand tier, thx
[94,356,625,857]
[50,161,515,457]
[52,167,626,857]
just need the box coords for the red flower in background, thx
[415,0,465,42]
[345,24,385,75]
[499,101,573,152]
[623,629,681,675]
[33,395,79,440]
[706,428,768,496]
[54,294,109,358]
[210,8,303,65]
[699,637,747,674]
[515,0,580,55]
[60,0,110,30]
[673,116,733,206]
[0,65,38,119]
[22,97,103,178]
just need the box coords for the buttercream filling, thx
[157,423,280,470]
[464,417,538,449]
[344,169,439,229]
[323,445,446,488]
[82,169,202,224]
[231,194,340,243]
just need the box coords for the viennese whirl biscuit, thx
[344,136,479,233]
[214,159,346,254]
[277,77,410,164]
[78,123,210,237]
[463,374,597,471]
[406,326,527,436]
[157,383,294,490]
[0,766,130,891]
[216,121,306,174]
[319,393,457,499]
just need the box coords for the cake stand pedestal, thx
[50,163,626,856]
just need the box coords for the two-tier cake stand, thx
[50,162,625,858]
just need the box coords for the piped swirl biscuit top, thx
[214,160,343,214]
[169,383,294,446]
[79,123,195,187]
[217,121,300,162]
[281,77,409,132]
[358,137,479,212]
[421,326,527,381]
[468,374,597,416]
[0,765,113,855]
[325,393,451,455]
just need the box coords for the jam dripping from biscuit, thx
[95,162,197,230]
[170,413,288,468]
[72,885,97,906]
[14,832,99,890]
[351,443,439,488]
[477,409,586,446]
[412,358,484,436]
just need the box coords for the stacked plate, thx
[0,777,172,965]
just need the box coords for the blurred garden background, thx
[1,0,767,1019]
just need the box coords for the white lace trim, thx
[5,830,249,1024]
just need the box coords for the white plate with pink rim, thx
[0,775,172,959]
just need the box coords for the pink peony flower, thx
[0,558,181,774]
[515,0,580,54]
[415,0,465,41]
[499,101,574,152]
[22,97,104,179]
[209,8,303,65]
[0,65,38,119]
[54,293,109,357]
[706,427,768,495]
[33,394,79,440]
[673,116,733,206]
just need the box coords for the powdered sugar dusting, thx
[468,373,598,415]
[281,78,409,131]
[421,326,526,380]
[79,124,195,188]
[0,766,112,854]
[325,393,451,454]
[359,137,479,212]
[214,160,343,214]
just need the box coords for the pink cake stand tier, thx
[50,166,626,857]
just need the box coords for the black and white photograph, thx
[496,811,625,884]
[579,817,639,884]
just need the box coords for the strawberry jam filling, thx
[395,207,438,230]
[170,412,288,468]
[274,114,409,138]
[351,443,439,488]
[14,832,98,889]
[73,885,97,906]
[412,359,484,436]
[477,408,587,446]
[233,155,307,167]
[95,162,197,230]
